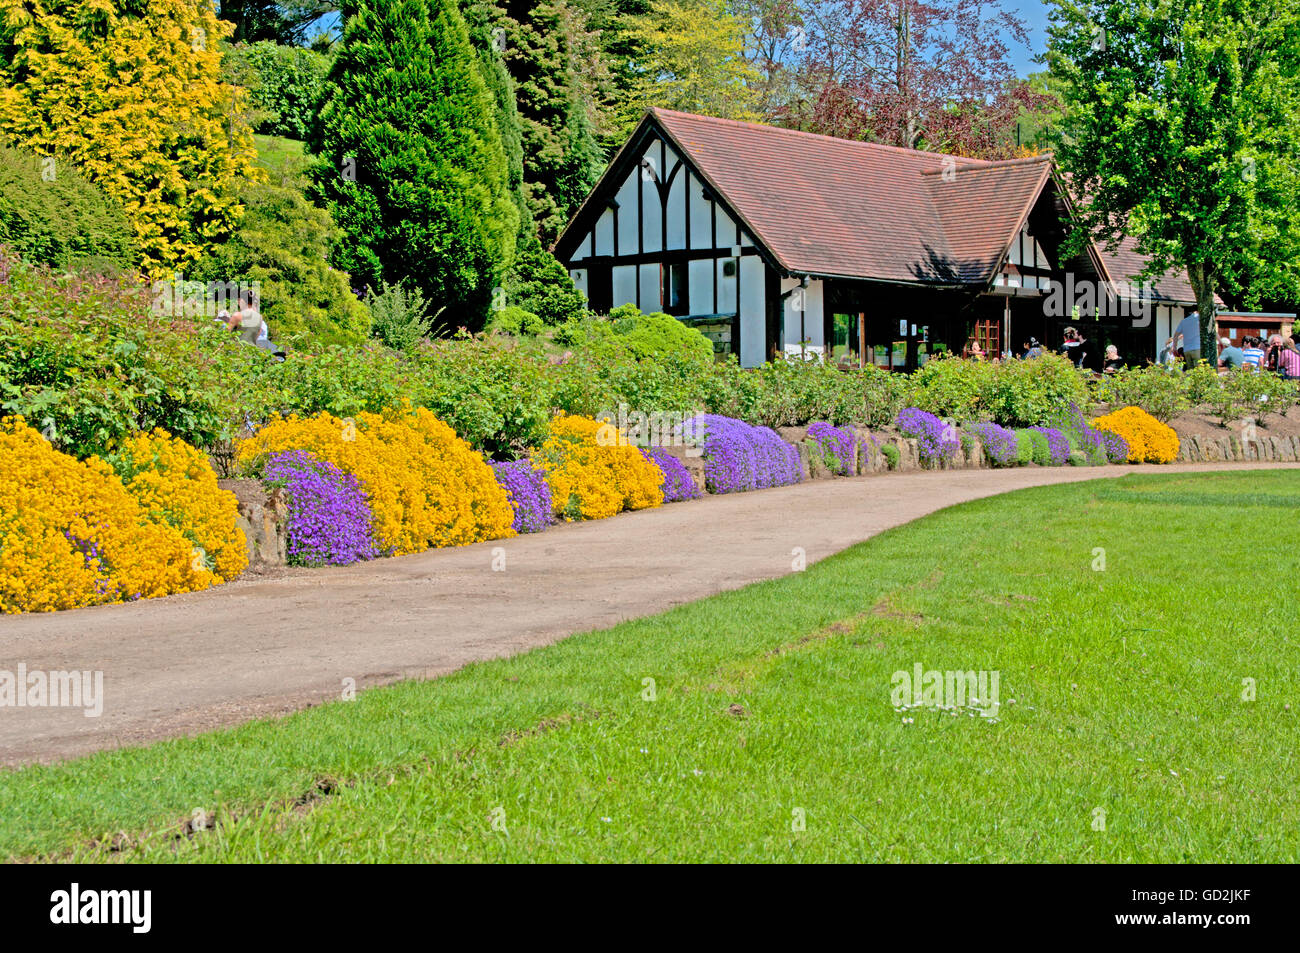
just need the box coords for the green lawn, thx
[4,470,1298,862]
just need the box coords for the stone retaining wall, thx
[221,426,1299,570]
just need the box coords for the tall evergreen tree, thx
[501,0,605,244]
[461,0,530,233]
[312,0,519,327]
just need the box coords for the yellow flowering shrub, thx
[1092,406,1180,464]
[106,429,247,581]
[0,419,218,613]
[538,414,664,521]
[235,408,514,555]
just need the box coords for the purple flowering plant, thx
[1030,426,1070,466]
[681,414,803,494]
[895,408,960,467]
[1047,402,1113,465]
[641,447,701,502]
[491,459,556,533]
[264,450,379,566]
[806,421,857,475]
[1102,430,1130,464]
[964,421,1019,467]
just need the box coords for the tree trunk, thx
[1186,262,1218,360]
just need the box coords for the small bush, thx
[1,418,235,613]
[104,428,248,580]
[237,408,516,553]
[565,304,713,364]
[964,420,1018,467]
[906,355,991,420]
[880,442,900,470]
[1091,406,1178,463]
[1029,425,1070,466]
[486,305,544,337]
[537,414,664,520]
[982,352,1090,427]
[895,408,959,468]
[367,280,435,351]
[491,458,556,533]
[1095,365,1188,423]
[264,450,378,566]
[806,421,858,475]
[641,447,702,502]
[682,414,803,493]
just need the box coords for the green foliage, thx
[905,355,993,421]
[1095,365,1189,423]
[0,145,135,273]
[188,140,370,347]
[271,344,421,420]
[366,280,436,351]
[0,251,274,458]
[1013,429,1035,466]
[485,305,544,337]
[410,335,555,458]
[1182,361,1223,406]
[1216,367,1299,424]
[1048,0,1300,326]
[500,0,606,243]
[1028,429,1051,466]
[604,304,713,362]
[228,41,333,140]
[313,0,519,327]
[505,234,589,325]
[879,442,900,470]
[700,358,908,430]
[980,352,1090,427]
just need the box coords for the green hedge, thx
[0,145,135,272]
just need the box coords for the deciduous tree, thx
[1048,0,1300,354]
[0,0,261,274]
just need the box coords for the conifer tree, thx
[313,0,519,326]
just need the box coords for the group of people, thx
[963,327,1124,374]
[1159,329,1300,378]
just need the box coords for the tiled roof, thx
[561,108,1202,306]
[1092,234,1207,307]
[650,108,1051,285]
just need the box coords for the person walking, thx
[1102,344,1124,374]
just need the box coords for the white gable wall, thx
[561,133,770,366]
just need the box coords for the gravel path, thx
[2,461,1295,765]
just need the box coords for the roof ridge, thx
[648,107,991,167]
[918,153,1054,176]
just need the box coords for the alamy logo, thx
[0,665,103,717]
[891,663,1000,718]
[50,883,151,933]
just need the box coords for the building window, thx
[662,262,688,316]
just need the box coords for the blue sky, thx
[313,2,1053,77]
[1008,0,1052,76]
